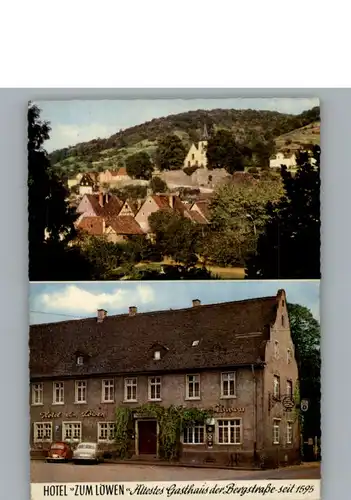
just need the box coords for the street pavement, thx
[31,460,320,483]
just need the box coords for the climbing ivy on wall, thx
[115,404,212,460]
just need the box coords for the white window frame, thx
[153,351,161,360]
[274,340,280,359]
[98,422,116,443]
[62,421,82,442]
[273,375,280,399]
[221,372,236,398]
[102,379,114,403]
[286,380,293,399]
[273,419,281,444]
[33,422,52,443]
[32,383,43,406]
[216,418,242,445]
[186,374,200,400]
[76,356,84,365]
[183,425,205,445]
[286,421,293,444]
[124,377,137,402]
[148,376,162,401]
[52,381,64,405]
[75,380,87,404]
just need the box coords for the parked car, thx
[72,442,104,464]
[46,442,73,462]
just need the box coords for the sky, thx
[29,280,320,325]
[34,98,320,153]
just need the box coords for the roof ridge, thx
[30,295,277,329]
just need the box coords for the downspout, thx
[251,364,257,463]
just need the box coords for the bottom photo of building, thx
[29,280,321,482]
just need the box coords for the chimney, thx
[102,218,106,234]
[105,193,109,204]
[129,306,137,316]
[97,309,107,323]
[169,195,174,209]
[192,299,201,307]
[98,192,104,207]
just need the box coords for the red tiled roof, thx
[117,167,128,176]
[29,293,283,378]
[84,194,124,217]
[152,195,172,209]
[77,216,105,236]
[107,216,144,235]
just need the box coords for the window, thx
[217,419,241,444]
[192,340,199,347]
[274,340,280,359]
[98,422,116,442]
[286,380,293,399]
[34,422,52,442]
[75,380,87,403]
[188,161,191,167]
[53,382,64,404]
[148,377,161,401]
[102,379,114,403]
[154,351,161,360]
[287,348,292,364]
[183,425,205,444]
[191,153,195,160]
[281,315,285,327]
[62,422,82,442]
[273,375,280,399]
[77,356,84,366]
[286,422,293,444]
[124,378,137,401]
[273,419,280,444]
[221,372,236,398]
[282,299,285,307]
[32,383,43,405]
[186,374,200,399]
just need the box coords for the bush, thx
[248,167,259,174]
[150,176,167,193]
[183,165,199,176]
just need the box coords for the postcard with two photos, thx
[28,97,321,500]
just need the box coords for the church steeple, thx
[201,123,209,141]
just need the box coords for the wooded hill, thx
[49,106,320,177]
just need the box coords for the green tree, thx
[126,152,153,180]
[149,211,201,267]
[28,103,90,280]
[156,134,187,171]
[202,177,284,266]
[288,303,321,439]
[150,176,168,193]
[206,129,245,174]
[245,145,320,279]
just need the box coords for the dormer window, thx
[154,351,161,360]
[76,356,84,366]
[192,340,199,347]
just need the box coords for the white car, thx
[72,442,104,463]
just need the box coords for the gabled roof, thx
[106,216,144,235]
[189,211,208,224]
[79,173,95,186]
[77,216,105,236]
[29,293,282,379]
[191,200,211,221]
[83,194,124,217]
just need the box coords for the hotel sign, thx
[213,404,245,414]
[40,410,105,419]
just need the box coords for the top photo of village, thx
[28,97,320,282]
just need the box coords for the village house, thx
[78,173,98,196]
[183,125,209,169]
[76,193,124,218]
[269,152,297,169]
[29,289,300,468]
[99,167,132,186]
[134,194,192,233]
